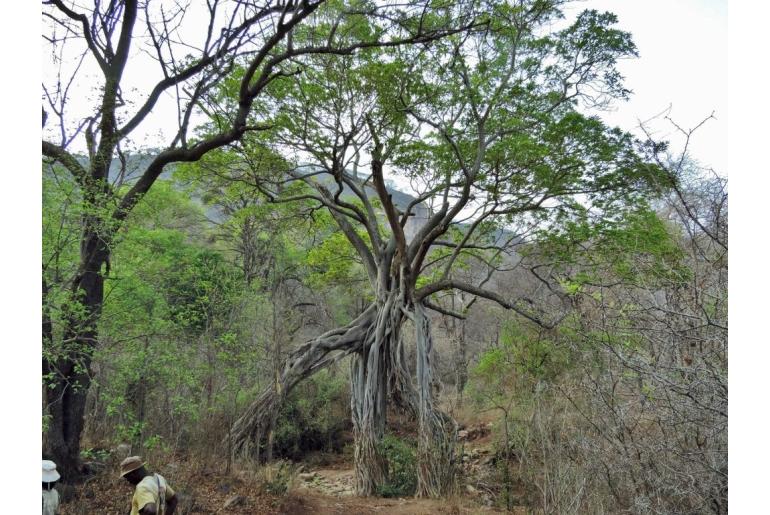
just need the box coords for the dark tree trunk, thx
[43,360,90,480]
[43,231,109,481]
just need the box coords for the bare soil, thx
[279,491,506,514]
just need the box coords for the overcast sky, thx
[577,0,727,173]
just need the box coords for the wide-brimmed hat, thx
[42,460,60,483]
[119,456,146,477]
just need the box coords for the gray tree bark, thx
[230,288,459,498]
[230,305,377,457]
[414,303,457,497]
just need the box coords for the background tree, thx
[461,143,726,512]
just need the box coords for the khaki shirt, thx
[131,474,175,515]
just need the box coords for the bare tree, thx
[515,136,727,512]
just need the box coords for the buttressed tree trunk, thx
[349,295,395,495]
[230,256,458,496]
[228,124,468,498]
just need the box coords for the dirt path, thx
[61,464,510,515]
[289,467,505,515]
[296,467,355,497]
[280,492,505,514]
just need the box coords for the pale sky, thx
[576,0,727,173]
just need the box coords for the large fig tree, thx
[215,0,666,497]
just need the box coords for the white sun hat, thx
[42,460,60,483]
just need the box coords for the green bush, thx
[80,447,111,462]
[273,370,349,459]
[376,434,417,498]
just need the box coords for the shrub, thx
[376,434,417,498]
[273,370,349,460]
[257,460,299,496]
[80,447,111,462]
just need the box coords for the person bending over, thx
[120,456,178,515]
